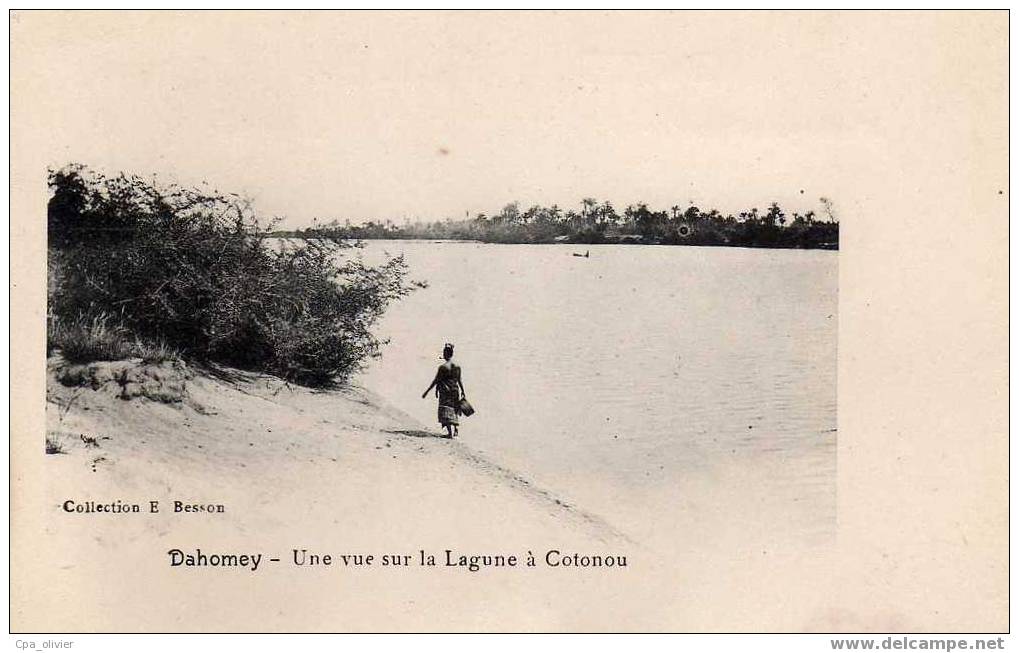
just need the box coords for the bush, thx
[47,165,422,385]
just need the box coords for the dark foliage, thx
[273,199,839,250]
[47,164,422,385]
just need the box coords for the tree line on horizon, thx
[272,198,839,250]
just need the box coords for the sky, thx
[11,10,1006,229]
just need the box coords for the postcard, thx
[9,10,1008,633]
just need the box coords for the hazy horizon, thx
[17,11,992,229]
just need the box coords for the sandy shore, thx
[20,356,988,632]
[27,356,646,631]
[42,356,628,545]
[41,354,627,537]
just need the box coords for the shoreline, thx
[44,355,629,547]
[36,355,846,633]
[269,234,839,251]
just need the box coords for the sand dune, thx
[25,356,656,631]
[28,356,861,633]
[44,355,629,548]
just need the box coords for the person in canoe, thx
[421,342,467,438]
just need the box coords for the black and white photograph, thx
[9,9,1008,638]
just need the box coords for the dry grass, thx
[48,312,180,364]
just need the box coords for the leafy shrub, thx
[47,165,422,385]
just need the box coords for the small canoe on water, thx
[572,251,590,258]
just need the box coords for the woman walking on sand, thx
[421,343,467,438]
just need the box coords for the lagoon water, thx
[357,241,837,546]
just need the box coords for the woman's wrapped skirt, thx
[437,384,461,426]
